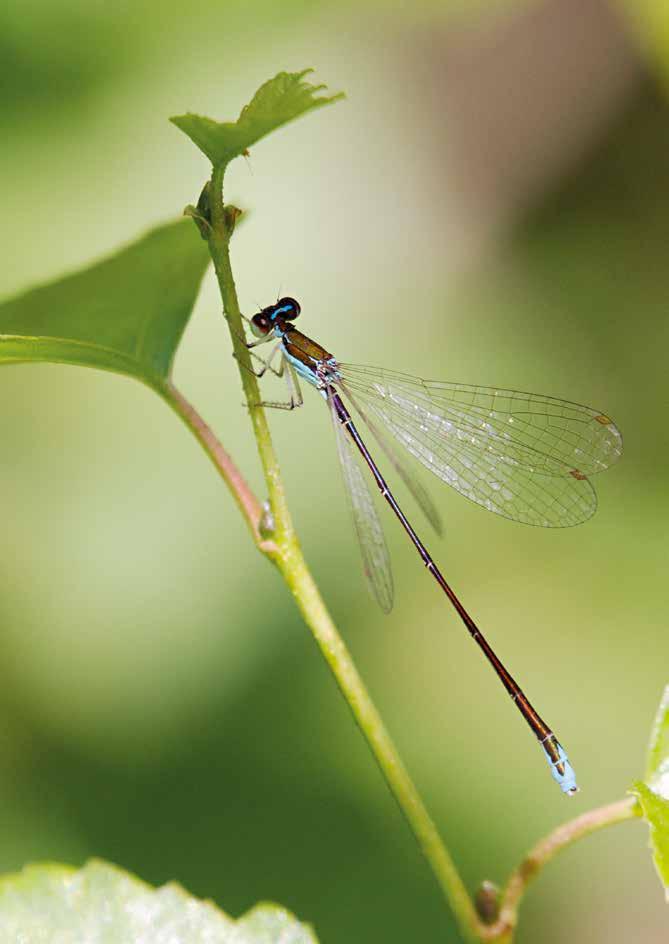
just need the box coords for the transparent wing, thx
[337,365,622,528]
[328,389,394,612]
[341,382,443,536]
[340,365,622,476]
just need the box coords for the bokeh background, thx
[1,1,668,941]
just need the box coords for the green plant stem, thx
[202,166,481,943]
[207,219,293,544]
[483,796,640,942]
[283,556,481,943]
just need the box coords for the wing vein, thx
[337,365,610,527]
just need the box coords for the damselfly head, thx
[251,297,301,338]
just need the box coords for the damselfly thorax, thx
[280,327,341,388]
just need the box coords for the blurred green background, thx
[1,0,668,941]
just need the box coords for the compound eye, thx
[277,297,301,320]
[250,314,271,338]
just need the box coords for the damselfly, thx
[244,297,623,795]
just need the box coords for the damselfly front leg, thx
[230,310,304,409]
[252,354,304,411]
[233,339,285,379]
[235,342,304,410]
[231,306,288,378]
[228,309,285,356]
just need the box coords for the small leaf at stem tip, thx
[170,69,345,169]
[646,684,669,794]
[0,859,321,941]
[630,782,669,901]
[0,219,210,389]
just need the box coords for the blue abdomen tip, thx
[544,740,579,795]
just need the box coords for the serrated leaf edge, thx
[0,858,317,929]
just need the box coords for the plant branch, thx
[200,167,481,943]
[483,796,641,942]
[159,380,278,555]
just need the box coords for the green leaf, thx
[646,684,669,791]
[0,218,211,390]
[631,782,669,901]
[171,69,344,168]
[631,688,669,900]
[0,859,320,942]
